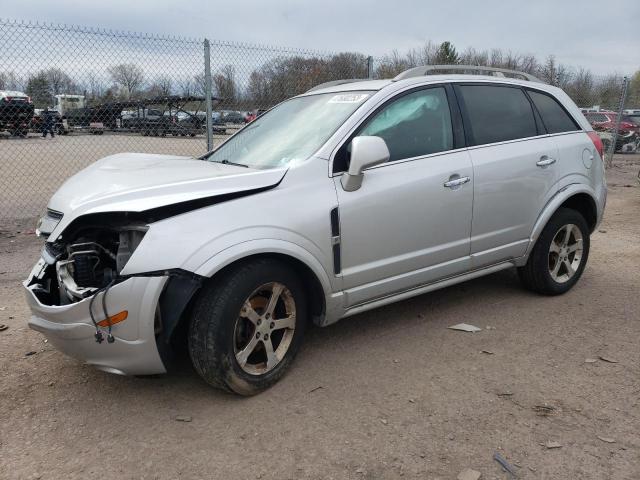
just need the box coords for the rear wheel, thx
[188,259,307,395]
[518,208,590,295]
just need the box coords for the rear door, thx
[454,83,559,268]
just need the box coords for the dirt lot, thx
[0,156,639,480]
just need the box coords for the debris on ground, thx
[308,386,323,394]
[485,326,496,330]
[380,419,388,425]
[448,323,482,333]
[599,356,619,364]
[408,398,415,403]
[457,468,482,480]
[497,391,514,397]
[24,351,37,357]
[544,441,562,449]
[481,350,494,355]
[584,358,597,363]
[597,436,616,443]
[0,324,8,331]
[174,415,192,422]
[493,452,517,478]
[533,404,556,416]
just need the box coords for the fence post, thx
[607,76,629,168]
[367,56,374,79]
[203,38,213,152]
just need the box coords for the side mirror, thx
[340,136,390,191]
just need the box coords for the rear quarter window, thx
[457,85,537,145]
[528,90,580,134]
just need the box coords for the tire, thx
[518,207,590,295]
[188,259,307,395]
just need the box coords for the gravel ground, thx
[0,155,638,480]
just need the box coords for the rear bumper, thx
[23,261,167,375]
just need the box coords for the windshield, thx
[204,91,373,169]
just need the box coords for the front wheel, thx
[188,259,307,395]
[518,208,590,295]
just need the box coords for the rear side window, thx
[457,85,537,145]
[528,90,579,134]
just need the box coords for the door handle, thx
[443,176,471,188]
[536,156,556,167]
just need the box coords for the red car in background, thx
[584,111,640,153]
[584,111,640,133]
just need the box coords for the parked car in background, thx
[221,110,246,124]
[0,90,34,137]
[24,66,606,395]
[584,111,640,152]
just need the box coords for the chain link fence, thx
[0,19,370,223]
[0,19,636,224]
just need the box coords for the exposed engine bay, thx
[37,223,147,305]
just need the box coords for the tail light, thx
[587,131,604,159]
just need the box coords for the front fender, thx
[523,183,599,259]
[195,238,334,293]
[193,238,345,325]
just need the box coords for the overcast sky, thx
[4,0,639,75]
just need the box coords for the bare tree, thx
[44,68,76,95]
[213,65,237,106]
[108,63,144,99]
[178,77,196,97]
[85,71,106,103]
[0,71,23,90]
[146,76,173,97]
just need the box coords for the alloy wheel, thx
[548,224,584,284]
[233,282,296,375]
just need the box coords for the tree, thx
[44,68,76,95]
[146,76,173,97]
[213,65,237,107]
[85,71,106,104]
[25,72,52,107]
[108,63,144,99]
[0,71,22,91]
[433,41,459,65]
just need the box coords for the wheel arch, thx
[195,240,337,325]
[208,252,328,324]
[559,193,598,233]
[525,185,599,259]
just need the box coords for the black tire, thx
[518,207,590,295]
[188,259,307,395]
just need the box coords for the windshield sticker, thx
[328,93,370,104]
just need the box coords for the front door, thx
[333,86,474,307]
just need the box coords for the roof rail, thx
[393,65,543,83]
[306,79,365,93]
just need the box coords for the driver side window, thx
[334,87,453,172]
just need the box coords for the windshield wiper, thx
[217,159,249,168]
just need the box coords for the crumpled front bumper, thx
[23,259,168,375]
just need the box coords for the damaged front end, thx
[33,211,147,306]
[25,211,203,374]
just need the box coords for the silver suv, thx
[24,66,606,395]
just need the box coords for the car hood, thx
[47,153,286,233]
